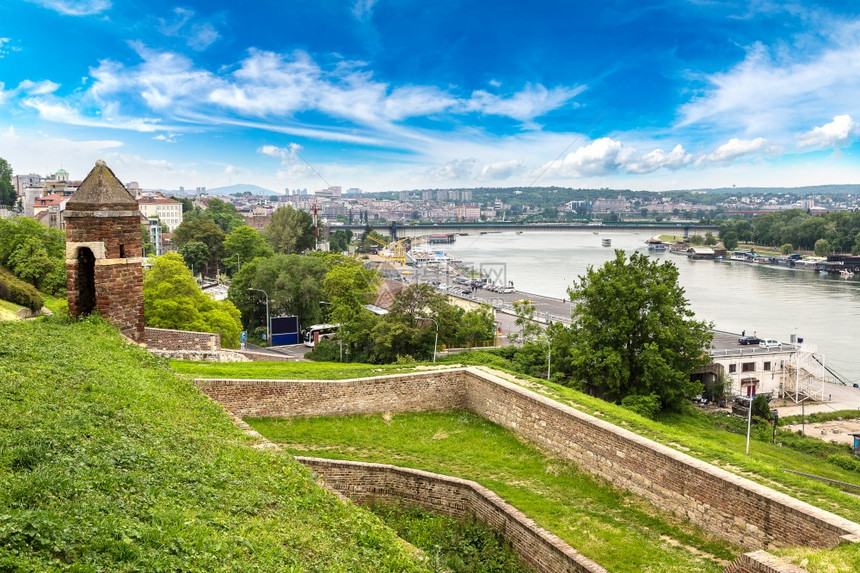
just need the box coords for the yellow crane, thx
[368,235,409,265]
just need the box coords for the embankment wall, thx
[298,457,606,573]
[195,367,860,551]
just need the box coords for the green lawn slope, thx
[0,317,427,572]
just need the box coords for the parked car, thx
[759,339,782,348]
[738,336,762,345]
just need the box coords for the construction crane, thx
[367,235,410,265]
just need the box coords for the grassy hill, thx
[0,317,427,572]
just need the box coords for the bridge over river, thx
[338,221,718,239]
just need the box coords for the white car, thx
[759,339,782,348]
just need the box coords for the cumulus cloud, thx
[480,159,524,180]
[544,137,634,177]
[796,114,859,148]
[430,158,478,181]
[627,145,693,174]
[704,137,770,162]
[258,143,303,164]
[27,0,111,16]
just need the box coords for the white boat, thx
[602,238,612,247]
[840,269,854,278]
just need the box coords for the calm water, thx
[443,230,860,384]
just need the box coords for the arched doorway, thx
[77,247,96,316]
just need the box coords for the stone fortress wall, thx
[196,367,860,572]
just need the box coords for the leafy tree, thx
[814,238,830,257]
[780,243,794,255]
[751,394,772,421]
[223,225,273,275]
[703,231,717,246]
[143,253,242,347]
[0,217,66,294]
[172,219,226,274]
[141,224,155,257]
[264,205,316,254]
[454,307,496,347]
[721,230,738,251]
[179,241,210,275]
[7,237,55,290]
[0,157,14,207]
[200,198,246,233]
[170,195,194,213]
[567,250,713,411]
[329,229,353,252]
[509,299,543,343]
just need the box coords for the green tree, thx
[780,243,794,255]
[223,225,273,275]
[179,241,210,275]
[751,394,772,421]
[201,198,246,233]
[567,250,713,411]
[454,306,496,347]
[329,229,353,252]
[0,158,14,207]
[172,219,226,274]
[703,231,717,246]
[814,238,830,257]
[0,217,66,294]
[143,253,243,347]
[509,299,543,343]
[721,230,738,251]
[141,224,155,257]
[264,205,316,254]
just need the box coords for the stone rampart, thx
[298,457,606,573]
[145,327,220,352]
[723,551,811,573]
[195,367,860,552]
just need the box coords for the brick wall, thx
[145,327,221,351]
[298,457,606,573]
[723,551,811,573]
[194,367,860,551]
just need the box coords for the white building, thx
[138,196,184,232]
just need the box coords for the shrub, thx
[751,395,772,421]
[0,266,44,311]
[621,394,661,419]
[828,454,860,474]
[305,339,341,362]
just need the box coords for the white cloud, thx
[627,145,693,174]
[679,22,860,139]
[27,0,111,16]
[544,137,635,177]
[465,84,585,122]
[796,114,859,148]
[0,38,18,58]
[17,79,60,95]
[158,8,220,51]
[704,137,770,162]
[258,143,304,164]
[430,158,478,181]
[352,0,378,21]
[22,98,164,132]
[480,159,524,180]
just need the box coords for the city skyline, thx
[3,1,860,193]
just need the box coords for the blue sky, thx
[3,0,860,193]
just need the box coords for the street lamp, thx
[417,315,439,363]
[248,288,270,344]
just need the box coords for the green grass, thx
[169,359,447,380]
[0,298,23,321]
[367,502,533,573]
[249,411,741,573]
[0,317,428,572]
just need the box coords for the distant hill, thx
[206,183,279,196]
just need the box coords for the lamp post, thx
[418,316,439,363]
[248,288,270,344]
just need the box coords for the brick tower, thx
[65,160,145,341]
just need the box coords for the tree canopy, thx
[0,158,14,207]
[567,250,712,412]
[143,253,242,348]
[0,216,66,294]
[223,225,273,276]
[264,205,316,254]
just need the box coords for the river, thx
[442,230,860,384]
